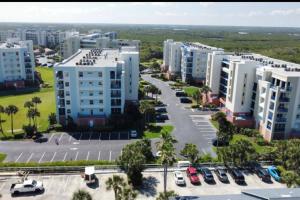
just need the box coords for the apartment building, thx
[162,39,174,72]
[54,47,139,128]
[0,39,35,88]
[181,42,223,83]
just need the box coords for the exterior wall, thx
[162,39,173,71]
[169,42,182,75]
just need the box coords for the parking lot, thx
[1,131,134,163]
[0,169,286,200]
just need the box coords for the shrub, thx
[191,104,200,108]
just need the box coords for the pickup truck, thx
[10,179,44,194]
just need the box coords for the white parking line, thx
[63,152,68,161]
[89,132,92,140]
[75,152,78,161]
[109,151,112,161]
[0,182,5,191]
[48,133,55,142]
[98,151,101,161]
[86,151,90,161]
[38,152,45,163]
[58,133,65,142]
[79,132,83,140]
[63,176,71,193]
[51,152,56,162]
[26,153,34,163]
[68,134,73,142]
[15,152,23,162]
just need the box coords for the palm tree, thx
[71,189,92,200]
[139,101,154,124]
[192,89,201,106]
[156,190,178,200]
[200,86,212,106]
[27,108,40,130]
[106,175,125,200]
[156,131,177,194]
[31,96,42,109]
[0,105,5,134]
[5,105,19,135]
[120,185,137,200]
[24,101,34,125]
[48,113,57,129]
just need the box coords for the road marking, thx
[63,176,71,192]
[98,151,101,161]
[15,152,23,162]
[68,134,73,142]
[89,132,92,141]
[79,132,83,140]
[0,182,5,191]
[75,152,78,161]
[26,153,34,163]
[63,152,68,161]
[51,152,56,162]
[192,109,195,112]
[86,151,90,161]
[58,132,65,142]
[48,133,55,142]
[73,142,79,145]
[38,152,45,163]
[109,132,111,140]
[109,151,112,161]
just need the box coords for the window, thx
[98,81,102,86]
[99,100,103,104]
[110,71,115,79]
[16,52,19,56]
[99,108,103,112]
[66,91,70,96]
[80,81,83,85]
[81,100,84,103]
[88,72,92,75]
[89,92,93,96]
[99,91,103,95]
[89,81,93,86]
[297,114,300,119]
[65,82,69,87]
[79,72,83,77]
[90,100,94,105]
[66,100,70,105]
[65,72,69,77]
[98,72,102,77]
[67,109,71,114]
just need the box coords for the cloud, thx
[150,2,172,7]
[155,11,188,17]
[270,8,300,16]
[199,2,215,7]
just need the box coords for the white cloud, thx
[199,2,215,7]
[154,11,189,17]
[270,8,300,16]
[247,11,264,17]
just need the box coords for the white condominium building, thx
[0,39,35,88]
[181,42,223,83]
[168,41,183,76]
[162,39,174,71]
[54,47,139,128]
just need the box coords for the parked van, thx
[177,160,191,168]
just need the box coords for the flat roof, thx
[0,42,21,49]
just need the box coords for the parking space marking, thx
[109,151,112,161]
[38,152,45,163]
[98,151,101,161]
[75,152,79,161]
[109,132,111,140]
[63,176,71,192]
[48,133,55,142]
[89,132,92,140]
[86,151,90,161]
[68,134,73,142]
[15,152,23,162]
[0,182,5,191]
[79,132,83,140]
[201,148,207,154]
[63,152,68,161]
[26,153,34,163]
[51,152,57,162]
[58,132,65,142]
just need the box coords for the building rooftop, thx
[0,42,21,49]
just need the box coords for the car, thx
[156,114,169,121]
[174,88,183,92]
[180,97,192,103]
[198,167,215,183]
[215,167,229,183]
[155,107,167,113]
[247,161,262,173]
[174,171,186,186]
[212,138,229,147]
[267,166,281,182]
[228,168,245,184]
[175,91,187,97]
[255,168,271,182]
[186,166,200,184]
[34,136,48,143]
[130,130,138,138]
[10,179,44,195]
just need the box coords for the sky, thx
[1,2,300,27]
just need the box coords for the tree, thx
[282,170,300,188]
[31,96,42,109]
[24,101,34,125]
[139,101,155,125]
[200,85,212,106]
[5,105,19,135]
[27,108,40,130]
[48,112,57,128]
[180,143,199,163]
[156,190,178,200]
[274,140,289,169]
[211,111,226,121]
[230,138,257,166]
[22,124,35,138]
[120,184,137,200]
[217,117,234,143]
[156,132,177,194]
[151,61,160,71]
[71,189,92,200]
[286,139,300,173]
[106,175,125,200]
[117,142,146,187]
[136,139,154,162]
[0,105,5,134]
[192,89,201,106]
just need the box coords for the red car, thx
[186,166,200,184]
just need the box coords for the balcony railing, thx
[276,118,287,123]
[274,128,285,132]
[57,84,64,89]
[279,97,289,102]
[277,108,288,113]
[271,96,276,100]
[111,84,121,89]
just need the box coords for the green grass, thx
[0,153,6,162]
[209,119,219,129]
[183,86,200,97]
[0,67,55,138]
[143,124,174,139]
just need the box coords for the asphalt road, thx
[142,74,217,157]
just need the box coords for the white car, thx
[174,171,186,186]
[130,130,138,138]
[10,179,44,194]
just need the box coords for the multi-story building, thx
[161,39,174,72]
[54,47,139,128]
[168,42,183,79]
[0,39,35,88]
[180,42,223,83]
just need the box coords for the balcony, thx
[287,86,292,91]
[25,64,32,68]
[276,118,287,123]
[24,58,31,62]
[57,84,64,90]
[111,84,121,89]
[274,128,285,132]
[277,108,288,113]
[279,97,290,103]
[271,96,276,100]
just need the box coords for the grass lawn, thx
[0,153,6,162]
[209,119,219,129]
[183,86,200,97]
[231,134,274,154]
[0,67,55,138]
[143,124,174,139]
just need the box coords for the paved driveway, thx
[142,74,217,157]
